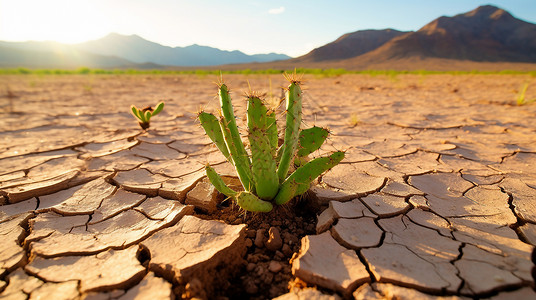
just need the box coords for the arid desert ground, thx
[1,73,536,299]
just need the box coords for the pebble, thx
[254,228,266,248]
[282,244,293,257]
[269,261,283,273]
[265,227,283,251]
[246,263,256,272]
[244,280,258,294]
[256,266,265,276]
[247,254,258,263]
[263,272,274,284]
[246,229,256,238]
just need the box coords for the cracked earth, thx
[0,74,535,299]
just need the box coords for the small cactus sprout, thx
[130,101,165,130]
[198,73,344,213]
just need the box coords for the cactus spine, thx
[198,73,344,213]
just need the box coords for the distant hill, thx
[0,33,290,68]
[293,29,408,62]
[350,5,536,63]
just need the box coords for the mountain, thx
[0,33,290,68]
[293,29,408,62]
[347,5,536,63]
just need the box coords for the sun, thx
[0,0,111,43]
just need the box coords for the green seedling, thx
[130,101,165,130]
[348,113,360,127]
[516,83,535,106]
[199,73,344,213]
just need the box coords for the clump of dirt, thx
[193,196,319,299]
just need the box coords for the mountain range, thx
[1,5,535,70]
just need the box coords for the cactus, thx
[198,73,344,212]
[130,101,164,130]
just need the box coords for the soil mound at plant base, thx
[194,198,318,299]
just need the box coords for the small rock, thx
[265,227,283,251]
[269,261,283,273]
[247,254,259,263]
[263,272,274,284]
[246,229,256,238]
[246,263,256,272]
[244,279,258,294]
[316,205,336,234]
[255,229,266,248]
[282,244,293,257]
[256,266,266,276]
[185,178,220,213]
[245,238,253,248]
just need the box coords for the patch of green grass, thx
[0,67,535,77]
[516,83,536,105]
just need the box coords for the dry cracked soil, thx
[0,73,535,300]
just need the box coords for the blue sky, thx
[1,0,535,57]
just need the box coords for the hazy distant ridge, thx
[0,33,290,68]
[75,33,290,66]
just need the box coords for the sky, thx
[1,0,535,57]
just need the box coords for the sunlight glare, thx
[0,0,111,43]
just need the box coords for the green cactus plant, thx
[199,73,344,212]
[130,101,165,130]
